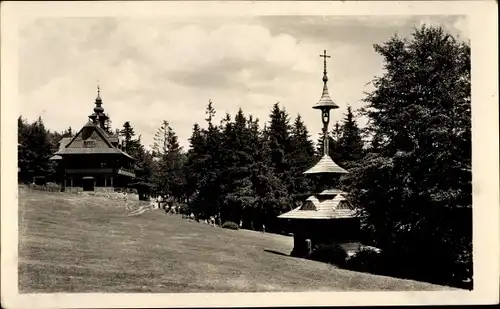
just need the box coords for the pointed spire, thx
[313,50,339,110]
[96,82,102,102]
[89,82,108,127]
[94,84,104,114]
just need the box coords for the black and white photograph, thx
[1,1,498,308]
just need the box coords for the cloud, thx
[19,16,468,150]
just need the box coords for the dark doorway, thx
[82,177,95,191]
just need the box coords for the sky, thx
[18,15,469,150]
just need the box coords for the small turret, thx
[89,84,109,129]
[280,49,353,219]
[313,50,339,111]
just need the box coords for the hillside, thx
[18,189,453,292]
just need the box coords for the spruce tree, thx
[185,123,206,207]
[289,114,315,203]
[119,121,136,153]
[265,103,293,176]
[153,121,185,202]
[240,114,264,229]
[338,106,364,167]
[219,109,254,223]
[103,113,112,134]
[191,100,223,219]
[61,127,73,138]
[165,125,185,202]
[316,122,342,163]
[368,131,385,154]
[260,103,293,231]
[17,116,57,183]
[131,137,154,200]
[152,120,170,157]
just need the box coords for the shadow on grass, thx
[263,249,291,257]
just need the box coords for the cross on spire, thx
[319,50,331,82]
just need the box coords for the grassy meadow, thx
[18,189,453,292]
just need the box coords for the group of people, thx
[147,195,267,232]
[181,213,219,227]
[149,195,177,214]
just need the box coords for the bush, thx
[378,247,473,289]
[178,204,190,215]
[46,182,60,189]
[308,243,348,266]
[344,248,384,275]
[221,221,239,230]
[28,183,61,192]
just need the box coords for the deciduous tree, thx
[341,25,471,288]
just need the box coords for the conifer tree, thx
[368,131,385,154]
[330,121,344,163]
[119,121,136,153]
[191,100,223,219]
[288,114,315,203]
[316,123,342,163]
[152,120,170,157]
[165,125,186,201]
[131,137,154,200]
[219,109,247,223]
[316,132,333,156]
[17,116,57,183]
[185,123,206,206]
[265,103,292,175]
[61,127,73,138]
[338,106,364,167]
[238,114,264,229]
[153,121,185,202]
[103,113,112,134]
[259,103,293,231]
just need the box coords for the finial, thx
[96,80,102,102]
[313,49,339,110]
[319,50,331,83]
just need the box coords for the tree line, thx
[17,25,471,288]
[111,99,363,230]
[17,99,364,230]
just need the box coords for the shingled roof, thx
[54,121,134,160]
[278,194,357,220]
[318,188,348,196]
[58,137,72,150]
[303,154,348,174]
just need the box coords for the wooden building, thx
[278,50,360,257]
[51,87,136,192]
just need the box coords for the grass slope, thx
[19,189,452,292]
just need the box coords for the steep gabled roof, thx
[58,137,73,150]
[278,194,357,220]
[55,121,134,160]
[68,121,115,149]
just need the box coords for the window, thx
[337,201,352,210]
[84,140,96,148]
[300,201,317,211]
